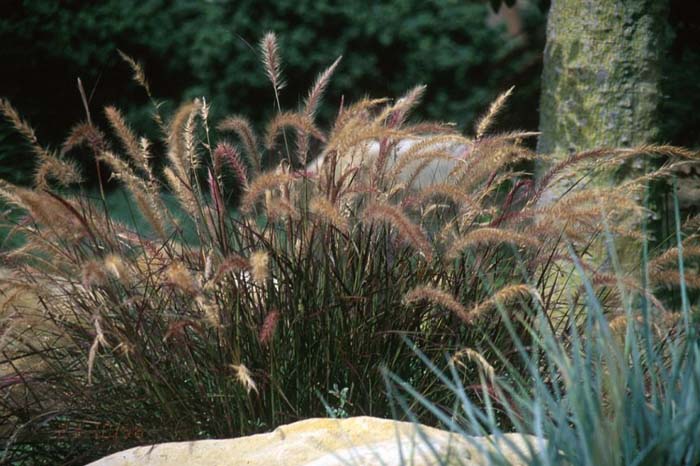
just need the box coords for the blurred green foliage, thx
[0,0,545,186]
[661,0,700,148]
[2,0,698,191]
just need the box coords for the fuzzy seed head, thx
[250,251,269,286]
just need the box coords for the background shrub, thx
[0,0,545,186]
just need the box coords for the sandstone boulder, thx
[89,416,543,466]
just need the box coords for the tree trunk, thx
[537,0,668,159]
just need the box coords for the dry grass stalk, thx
[332,97,390,133]
[183,99,202,171]
[386,134,470,182]
[404,285,470,323]
[0,98,52,160]
[195,295,221,328]
[0,183,82,239]
[87,314,109,386]
[296,55,342,162]
[363,202,433,261]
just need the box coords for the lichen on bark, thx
[537,0,669,160]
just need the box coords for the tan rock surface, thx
[89,416,542,466]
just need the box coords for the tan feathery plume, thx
[104,254,130,283]
[166,262,200,295]
[417,183,479,211]
[474,86,514,139]
[117,49,151,96]
[608,315,629,336]
[310,196,349,234]
[297,56,342,162]
[250,251,269,285]
[0,181,78,235]
[265,194,299,221]
[0,100,82,188]
[536,188,644,224]
[467,284,538,322]
[217,115,261,172]
[404,285,470,323]
[363,202,434,261]
[264,111,326,151]
[62,121,108,156]
[647,242,700,275]
[196,295,221,328]
[387,134,471,181]
[452,347,496,383]
[104,106,148,171]
[452,142,534,194]
[448,228,541,259]
[163,166,198,217]
[532,146,656,198]
[33,156,83,190]
[240,171,293,213]
[260,32,285,93]
[208,253,251,286]
[373,84,426,128]
[304,56,342,118]
[231,363,258,394]
[259,309,280,346]
[99,150,167,238]
[82,260,108,289]
[167,100,199,181]
[0,98,51,160]
[332,97,390,133]
[214,142,249,187]
[651,270,700,290]
[183,99,202,171]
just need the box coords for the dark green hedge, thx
[0,0,545,185]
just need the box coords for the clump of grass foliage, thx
[0,33,698,464]
[387,211,700,466]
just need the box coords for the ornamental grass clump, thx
[0,33,698,464]
[385,221,700,466]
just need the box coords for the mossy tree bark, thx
[537,0,669,160]
[536,0,670,285]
